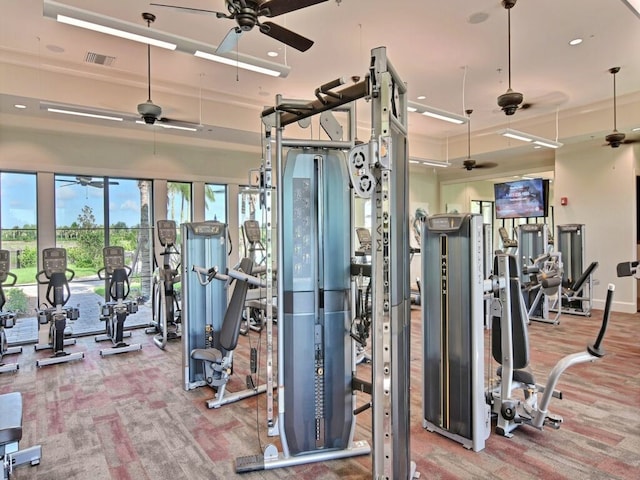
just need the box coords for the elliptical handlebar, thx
[1,271,17,287]
[36,268,75,285]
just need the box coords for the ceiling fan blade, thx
[149,3,228,17]
[260,0,329,17]
[215,27,243,55]
[260,21,313,52]
[88,181,105,188]
[475,162,498,169]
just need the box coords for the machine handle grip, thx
[587,284,615,357]
[97,267,106,280]
[2,272,17,287]
[35,270,49,285]
[66,268,75,282]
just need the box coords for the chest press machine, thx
[488,253,613,436]
[0,250,21,374]
[94,246,142,356]
[421,216,614,448]
[33,248,84,367]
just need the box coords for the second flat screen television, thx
[494,178,548,219]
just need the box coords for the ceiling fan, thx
[462,109,497,171]
[150,0,328,54]
[497,0,525,116]
[56,176,120,188]
[137,13,199,127]
[604,67,639,148]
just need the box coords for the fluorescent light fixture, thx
[632,127,640,132]
[46,107,123,121]
[621,0,640,18]
[43,1,290,77]
[44,1,176,50]
[498,128,563,149]
[14,104,27,109]
[194,51,283,77]
[135,120,198,132]
[407,101,468,125]
[56,15,177,50]
[409,157,451,168]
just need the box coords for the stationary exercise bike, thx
[0,250,21,374]
[487,253,613,437]
[146,220,182,349]
[95,246,142,356]
[33,248,84,367]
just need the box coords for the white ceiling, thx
[1,0,639,179]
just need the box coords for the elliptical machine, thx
[0,250,21,374]
[95,246,142,356]
[34,248,84,367]
[146,220,182,349]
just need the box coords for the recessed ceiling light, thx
[569,38,583,46]
[417,95,426,100]
[14,104,27,109]
[468,11,489,24]
[267,51,278,57]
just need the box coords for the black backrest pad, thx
[219,258,254,351]
[492,278,530,370]
[570,261,599,292]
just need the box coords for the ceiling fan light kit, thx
[498,128,563,149]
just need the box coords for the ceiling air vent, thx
[84,52,115,66]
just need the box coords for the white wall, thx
[408,167,440,287]
[0,126,260,183]
[555,143,639,313]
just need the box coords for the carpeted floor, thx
[1,306,639,479]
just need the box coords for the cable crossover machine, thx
[234,47,417,479]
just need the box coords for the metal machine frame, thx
[235,47,415,479]
[552,224,595,316]
[181,221,228,390]
[421,214,490,452]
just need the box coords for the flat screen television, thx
[494,178,548,219]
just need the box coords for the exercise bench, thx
[0,392,41,479]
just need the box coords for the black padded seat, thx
[191,349,223,363]
[496,366,536,386]
[0,392,23,445]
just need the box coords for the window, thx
[107,178,153,304]
[0,172,37,318]
[238,187,265,263]
[205,183,226,222]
